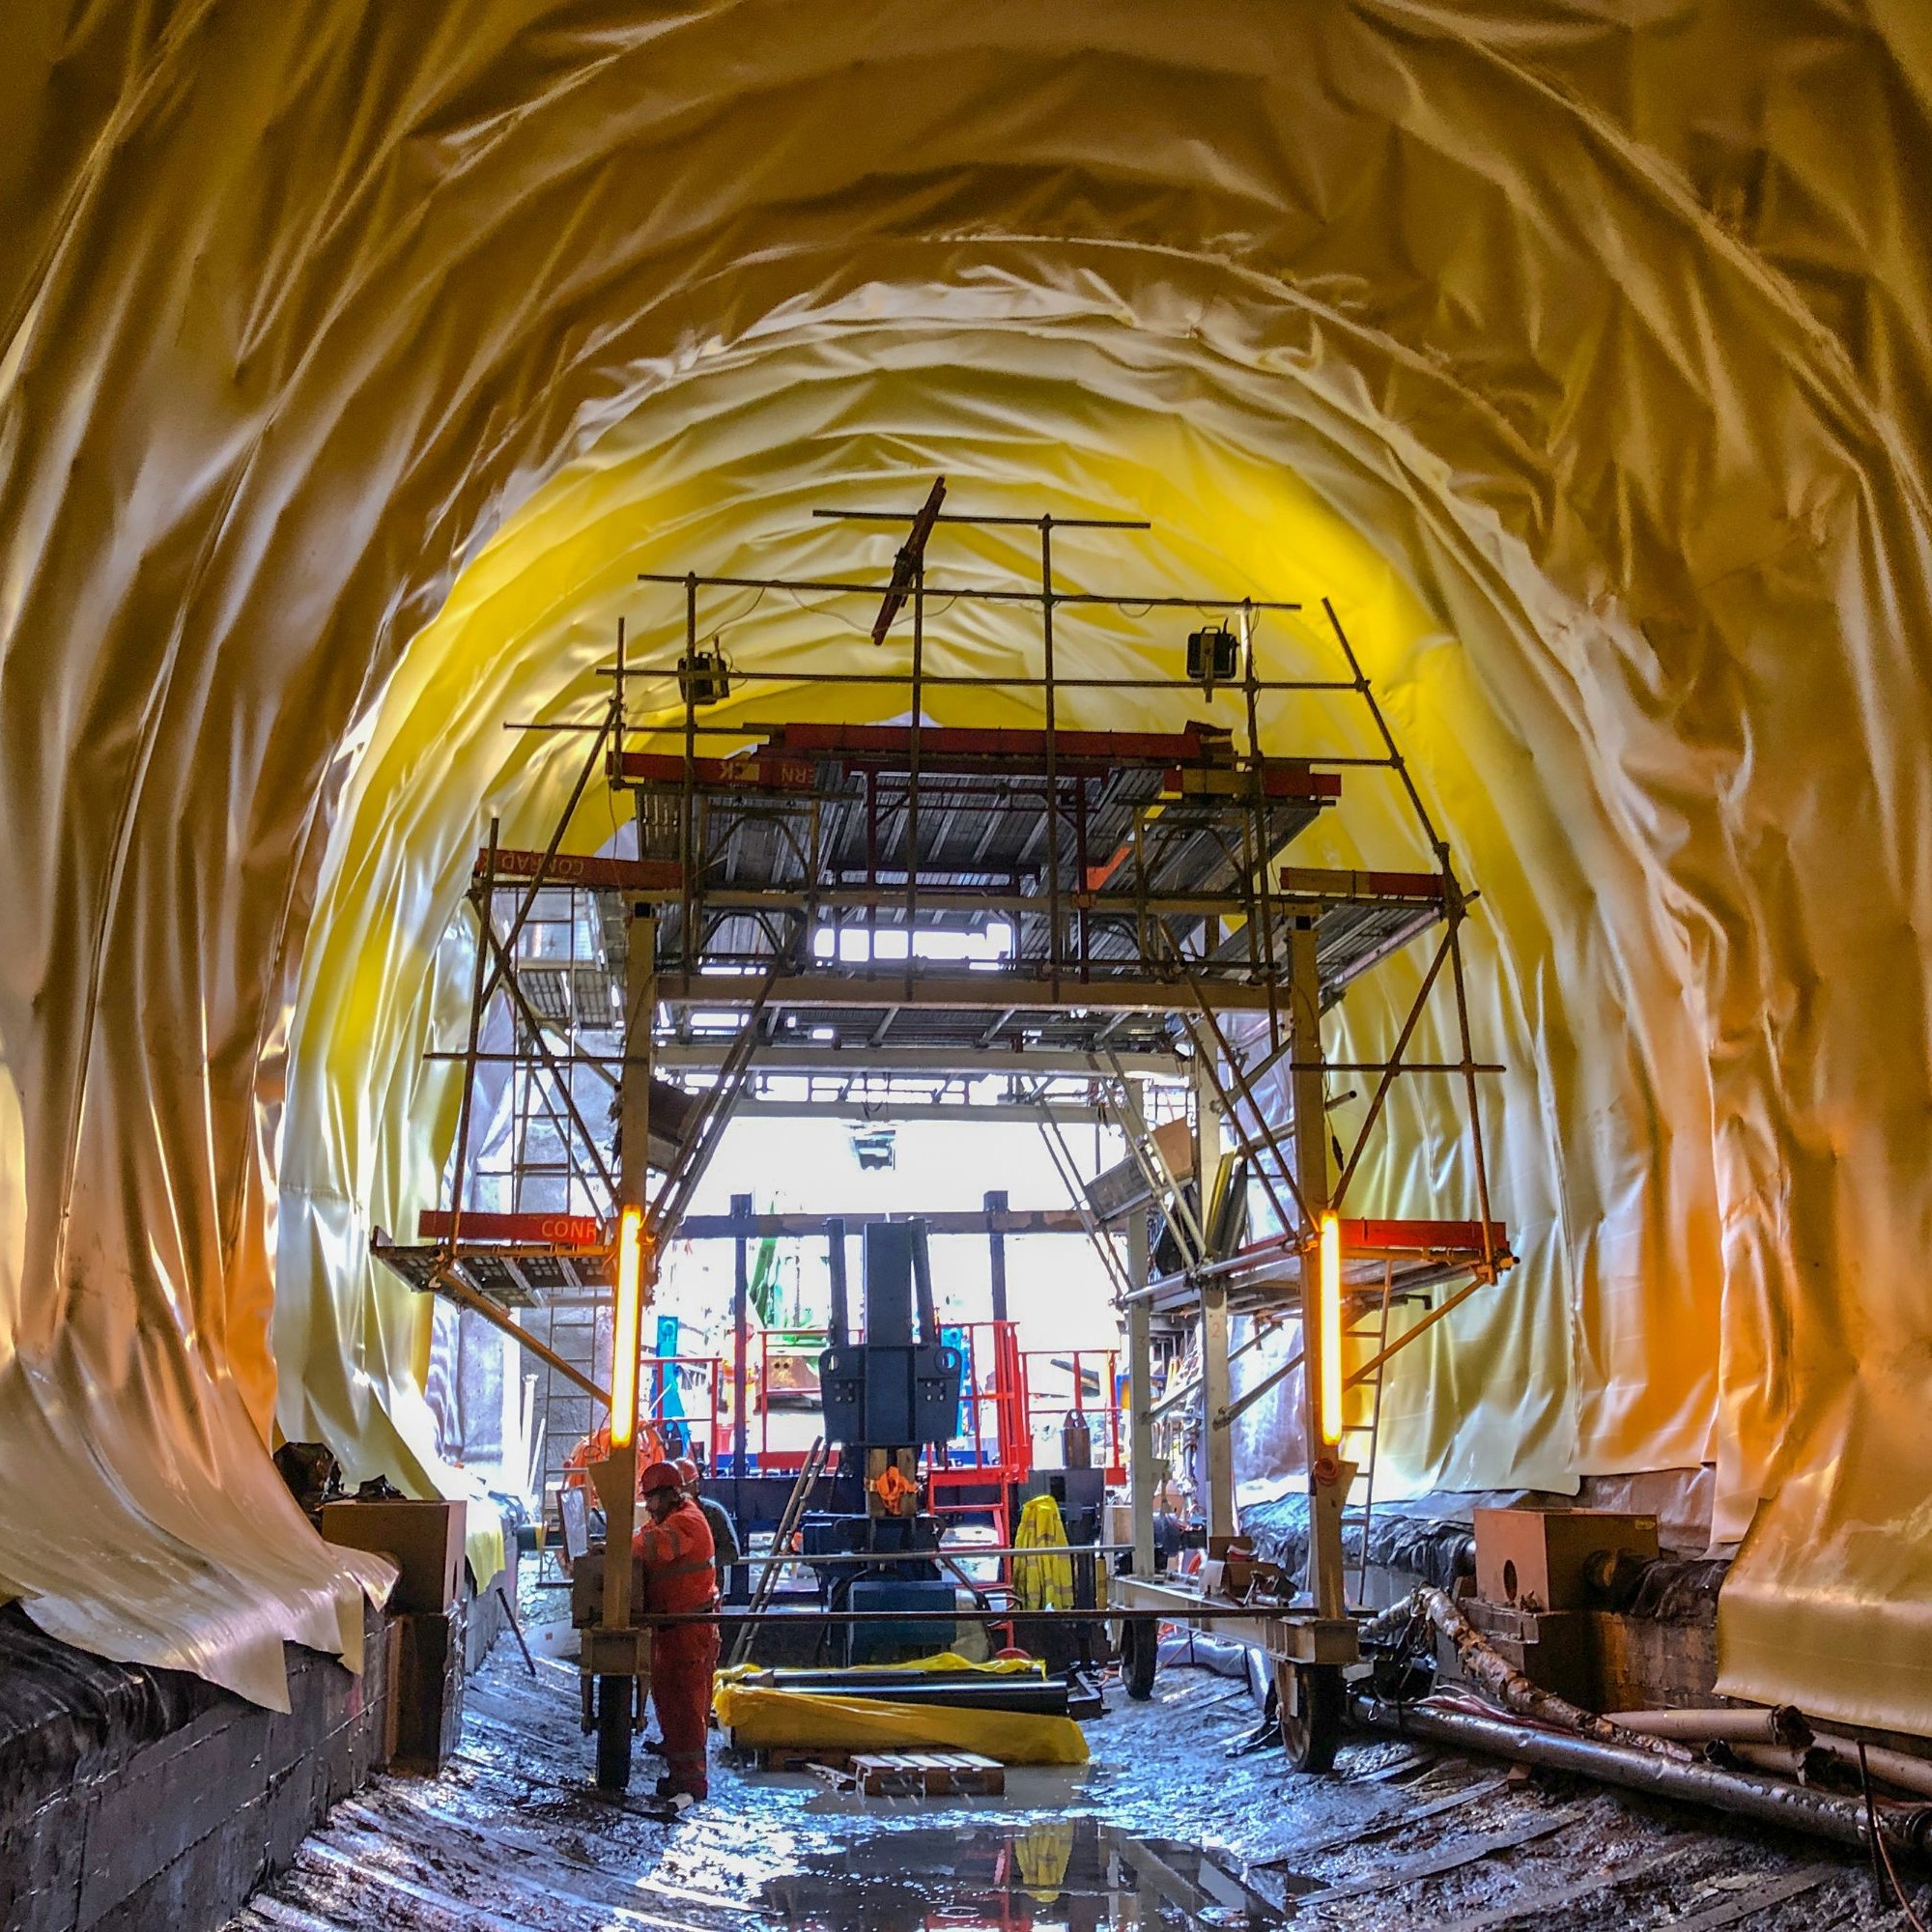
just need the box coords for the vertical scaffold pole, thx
[984,1189,1009,1324]
[1039,516,1063,998]
[1196,1052,1236,1545]
[906,561,923,1002]
[1290,917,1347,1620]
[732,1190,753,1548]
[682,577,697,977]
[1127,1171,1156,1581]
[600,907,654,1636]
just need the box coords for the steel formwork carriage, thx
[371,481,1512,1783]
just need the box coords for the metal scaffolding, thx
[370,482,1512,1778]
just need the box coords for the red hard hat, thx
[639,1461,683,1496]
[672,1456,700,1487]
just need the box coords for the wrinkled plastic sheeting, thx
[0,1349,392,1711]
[4,4,1932,1734]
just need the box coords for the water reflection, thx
[753,1817,1288,1929]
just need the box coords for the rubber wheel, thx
[1277,1662,1344,1774]
[594,1673,633,1792]
[1122,1619,1157,1701]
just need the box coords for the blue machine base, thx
[845,1578,955,1665]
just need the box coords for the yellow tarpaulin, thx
[2,2,1931,1735]
[713,1654,1090,1767]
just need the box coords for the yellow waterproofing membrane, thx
[713,1654,1090,1767]
[2,4,1931,1730]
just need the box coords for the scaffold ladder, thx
[1342,1260,1397,1602]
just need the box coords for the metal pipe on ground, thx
[660,1606,1257,1627]
[1723,1742,1825,1782]
[732,1544,1131,1567]
[1351,1695,1932,1861]
[1607,1705,1813,1747]
[1810,1733,1932,1801]
[744,1666,1048,1690]
[734,1673,1072,1717]
[1716,1736,1932,1808]
[1360,1587,1692,1760]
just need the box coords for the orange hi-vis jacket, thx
[632,1497,718,1614]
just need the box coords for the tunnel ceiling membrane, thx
[3,2,1932,1727]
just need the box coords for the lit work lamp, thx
[1318,1211,1343,1447]
[1307,1210,1353,1622]
[594,1206,647,1628]
[610,1206,643,1452]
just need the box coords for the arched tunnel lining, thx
[1,3,1929,1730]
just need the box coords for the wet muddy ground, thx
[226,1611,1919,1930]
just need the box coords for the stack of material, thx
[714,1652,1089,1766]
[811,1750,1007,1797]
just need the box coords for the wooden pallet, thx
[809,1750,1006,1797]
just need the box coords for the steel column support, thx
[600,909,654,1636]
[1288,918,1346,1619]
[826,1216,849,1342]
[731,1189,752,1556]
[619,915,655,1219]
[984,1189,1009,1324]
[1287,921,1328,1236]
[1195,1052,1236,1545]
[1201,1286,1235,1546]
[1126,1194,1156,1579]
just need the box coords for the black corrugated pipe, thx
[737,1674,1072,1716]
[1350,1694,1932,1861]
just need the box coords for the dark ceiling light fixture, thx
[1186,622,1239,690]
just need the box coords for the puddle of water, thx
[752,1817,1292,1928]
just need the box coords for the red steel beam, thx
[416,1209,605,1248]
[1216,1217,1510,1271]
[776,721,1253,767]
[615,724,1345,800]
[1341,1216,1508,1255]
[614,749,818,790]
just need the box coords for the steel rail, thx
[813,508,1150,529]
[639,566,1300,611]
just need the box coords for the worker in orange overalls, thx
[633,1460,719,1802]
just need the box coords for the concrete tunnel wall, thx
[3,2,1932,1730]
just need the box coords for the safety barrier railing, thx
[1022,1347,1125,1483]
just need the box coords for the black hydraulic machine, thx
[805,1220,965,1664]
